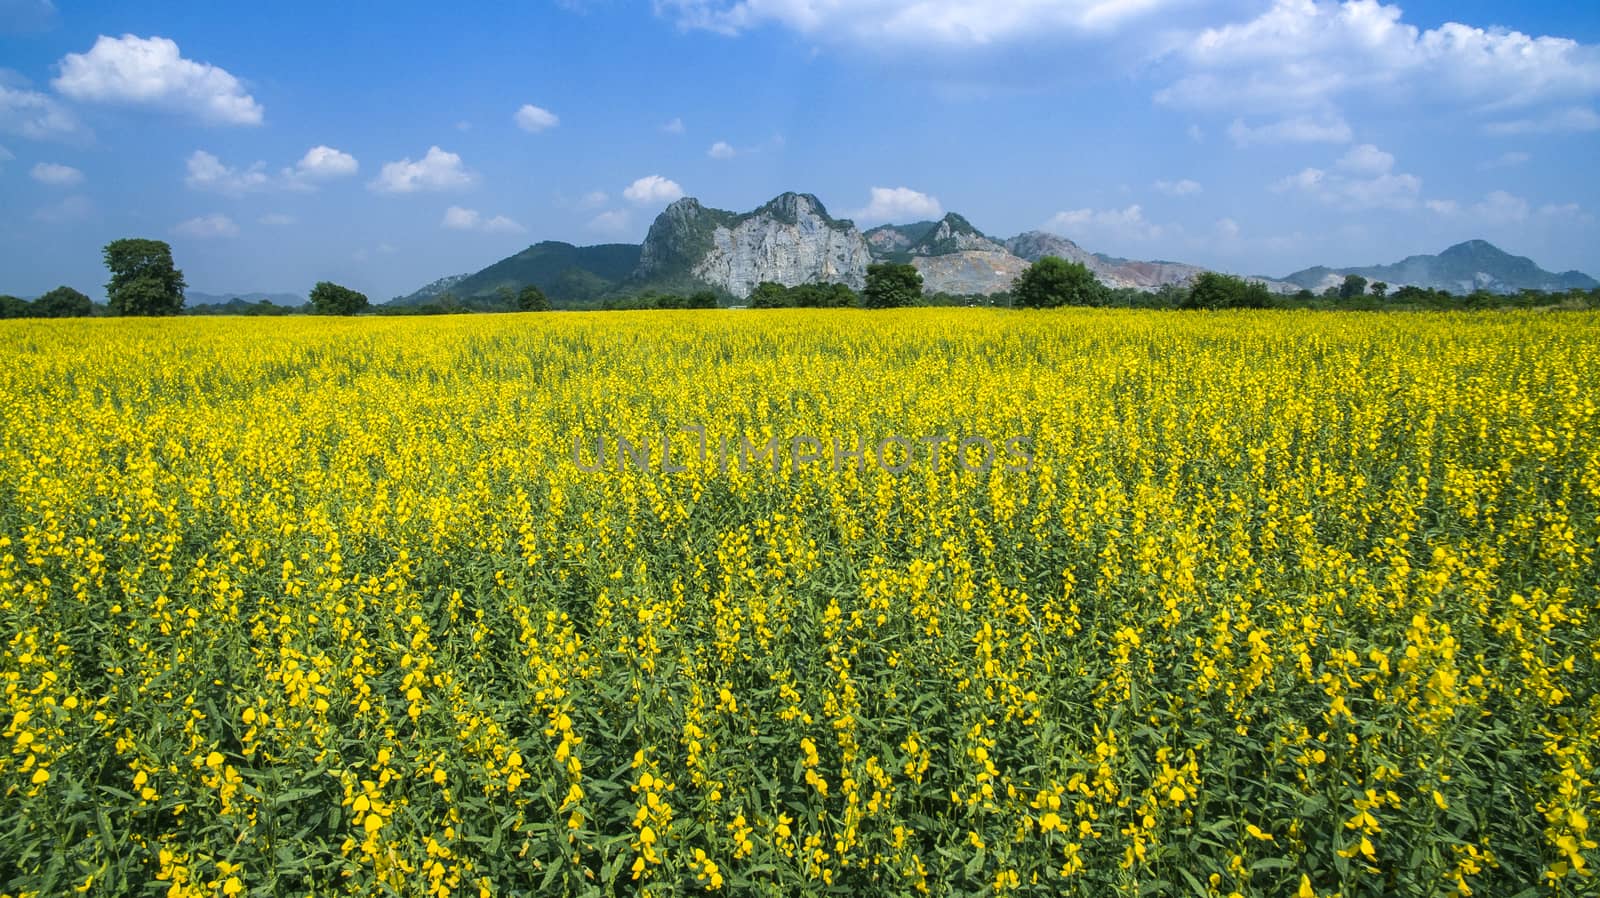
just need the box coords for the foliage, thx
[30,286,93,318]
[104,238,186,316]
[308,281,371,316]
[517,285,551,312]
[1340,274,1370,300]
[1013,256,1108,308]
[1182,272,1273,310]
[862,263,922,309]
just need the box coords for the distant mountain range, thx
[187,291,305,307]
[383,192,1595,306]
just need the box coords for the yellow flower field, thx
[0,309,1596,897]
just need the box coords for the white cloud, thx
[1214,217,1241,240]
[53,34,263,125]
[514,103,559,132]
[1152,178,1201,196]
[370,146,474,193]
[1274,150,1420,211]
[173,213,238,238]
[1424,199,1458,215]
[708,140,736,159]
[0,144,11,164]
[30,161,82,185]
[657,0,1185,47]
[1336,143,1394,176]
[1186,124,1204,143]
[1159,0,1600,119]
[0,82,88,142]
[442,205,524,233]
[1480,151,1530,169]
[576,190,609,210]
[292,145,358,179]
[1483,106,1600,135]
[1226,114,1351,147]
[852,186,942,222]
[258,212,295,226]
[1045,204,1163,241]
[1426,191,1584,225]
[33,194,90,223]
[185,150,269,195]
[662,117,685,134]
[589,209,632,234]
[623,174,684,205]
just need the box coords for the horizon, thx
[2,0,1598,300]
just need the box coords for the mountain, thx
[390,273,469,307]
[636,193,873,296]
[862,213,1024,295]
[1283,240,1599,294]
[391,243,641,307]
[187,291,304,307]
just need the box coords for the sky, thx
[2,0,1598,302]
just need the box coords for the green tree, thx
[517,285,551,311]
[33,286,93,318]
[824,283,858,308]
[748,282,791,309]
[1370,281,1389,300]
[308,281,370,315]
[862,263,922,309]
[687,290,719,309]
[1339,274,1369,300]
[104,238,185,316]
[1013,256,1107,308]
[1183,272,1272,310]
[0,295,32,318]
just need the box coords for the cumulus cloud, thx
[1226,114,1352,147]
[173,213,238,238]
[852,186,942,222]
[1044,204,1163,242]
[292,145,358,179]
[0,82,89,142]
[514,103,559,132]
[1158,0,1600,121]
[623,174,684,204]
[1336,143,1394,176]
[576,190,609,210]
[656,0,1184,47]
[708,140,736,159]
[1483,106,1600,135]
[188,146,357,194]
[1273,146,1420,210]
[441,205,524,233]
[369,146,474,193]
[30,161,82,185]
[1152,178,1201,196]
[53,34,263,125]
[185,150,270,195]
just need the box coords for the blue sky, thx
[2,0,1598,301]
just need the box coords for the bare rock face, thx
[1006,231,1211,290]
[912,252,1030,295]
[638,193,873,298]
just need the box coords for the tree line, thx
[5,241,1597,319]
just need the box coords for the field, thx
[1,309,1596,897]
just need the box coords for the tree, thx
[862,263,922,309]
[1370,281,1388,300]
[517,285,551,311]
[1339,274,1369,300]
[1013,256,1108,308]
[33,286,93,318]
[308,281,370,315]
[0,295,32,318]
[104,238,185,316]
[1183,272,1272,310]
[687,290,719,309]
[748,282,791,309]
